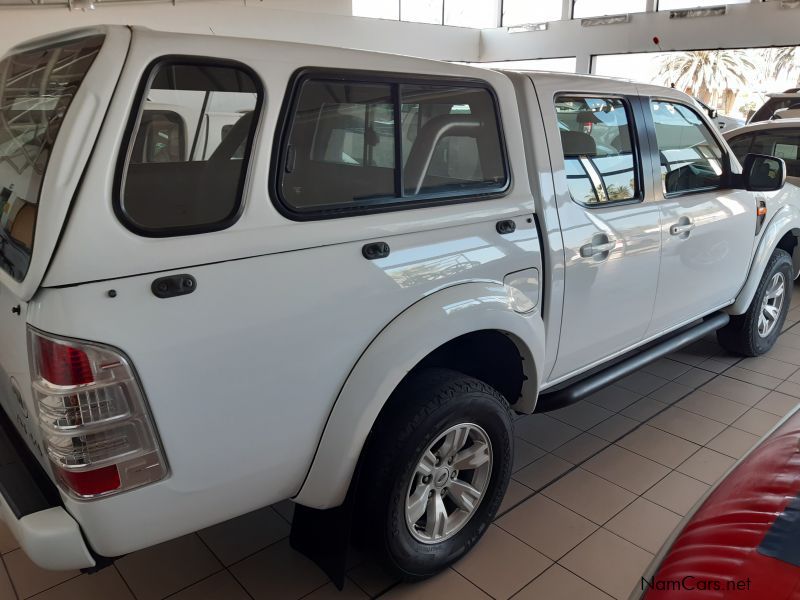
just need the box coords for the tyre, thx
[717,248,793,356]
[359,368,513,581]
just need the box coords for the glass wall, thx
[573,0,648,18]
[444,0,499,28]
[658,0,750,9]
[466,57,578,73]
[502,0,562,26]
[401,0,443,24]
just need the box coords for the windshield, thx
[0,34,103,281]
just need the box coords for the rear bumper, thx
[0,407,95,570]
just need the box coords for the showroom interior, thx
[2,1,800,599]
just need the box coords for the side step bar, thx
[535,312,730,413]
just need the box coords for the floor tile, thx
[230,538,328,600]
[755,390,800,416]
[513,454,572,491]
[641,358,691,380]
[672,367,716,389]
[676,447,735,485]
[168,571,251,600]
[616,372,669,396]
[512,437,546,472]
[776,332,800,351]
[116,535,221,600]
[617,425,700,468]
[732,408,782,437]
[0,521,18,554]
[496,495,596,560]
[584,386,641,412]
[722,366,782,390]
[4,549,79,599]
[706,427,760,459]
[549,402,615,431]
[348,560,398,597]
[696,357,736,374]
[582,446,670,495]
[776,380,800,398]
[513,564,613,600]
[700,376,770,406]
[498,479,533,515]
[643,471,709,516]
[303,579,367,599]
[675,390,750,425]
[647,381,694,404]
[737,356,798,379]
[647,406,726,445]
[620,397,668,422]
[381,569,489,599]
[0,560,16,600]
[542,468,636,525]
[553,433,610,464]
[560,528,653,600]
[453,525,551,599]
[605,498,682,554]
[515,414,581,452]
[26,568,133,600]
[198,506,290,566]
[766,345,800,366]
[588,414,639,442]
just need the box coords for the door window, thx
[118,61,262,236]
[728,130,800,178]
[555,96,639,206]
[650,100,725,195]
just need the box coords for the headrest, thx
[561,130,597,156]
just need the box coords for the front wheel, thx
[717,248,793,356]
[359,368,513,581]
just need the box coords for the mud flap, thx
[289,465,361,591]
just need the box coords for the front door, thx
[547,93,662,381]
[646,99,756,335]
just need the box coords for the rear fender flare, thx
[293,281,545,509]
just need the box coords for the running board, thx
[535,312,730,413]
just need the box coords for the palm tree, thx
[656,50,756,109]
[764,47,800,88]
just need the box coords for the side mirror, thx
[741,153,786,192]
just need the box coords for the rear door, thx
[645,98,756,335]
[0,28,129,468]
[532,78,662,381]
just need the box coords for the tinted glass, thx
[651,100,724,195]
[556,96,638,205]
[277,76,507,216]
[120,63,260,234]
[727,134,753,165]
[0,35,103,281]
[738,129,800,178]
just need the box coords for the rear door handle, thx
[670,220,695,236]
[580,237,615,258]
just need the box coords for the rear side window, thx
[651,100,724,195]
[556,96,639,206]
[118,61,262,236]
[730,130,800,178]
[276,72,507,217]
[0,34,103,281]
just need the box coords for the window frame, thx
[269,67,511,221]
[114,55,265,238]
[647,97,731,199]
[554,93,645,209]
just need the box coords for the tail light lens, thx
[28,328,168,499]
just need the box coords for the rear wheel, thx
[717,248,793,356]
[359,368,513,581]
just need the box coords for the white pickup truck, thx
[0,25,798,586]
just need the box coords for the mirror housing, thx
[739,153,786,192]
[707,107,718,119]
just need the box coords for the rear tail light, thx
[27,328,168,499]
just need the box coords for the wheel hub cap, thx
[404,423,493,544]
[758,272,786,338]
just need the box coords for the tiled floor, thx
[3,289,800,600]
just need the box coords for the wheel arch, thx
[729,204,800,315]
[293,281,545,509]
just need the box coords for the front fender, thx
[729,203,800,315]
[293,281,545,509]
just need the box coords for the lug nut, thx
[450,471,457,479]
[428,490,434,498]
[423,475,431,484]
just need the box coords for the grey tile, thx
[585,386,641,412]
[732,408,782,437]
[616,371,669,395]
[617,425,700,469]
[756,390,800,416]
[588,414,639,443]
[4,549,79,599]
[706,427,760,459]
[549,401,615,431]
[648,381,695,404]
[513,454,573,491]
[672,367,717,388]
[515,414,581,452]
[641,358,691,380]
[676,448,736,485]
[198,507,290,566]
[643,471,709,516]
[722,366,782,390]
[675,390,750,425]
[647,406,726,445]
[513,564,613,600]
[553,433,610,465]
[605,498,682,554]
[700,376,770,406]
[620,397,668,422]
[513,437,546,473]
[542,468,636,525]
[582,445,670,495]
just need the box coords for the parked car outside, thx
[725,119,800,187]
[1,26,799,587]
[749,91,800,123]
[693,96,745,132]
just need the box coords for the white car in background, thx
[725,119,800,186]
[693,97,745,132]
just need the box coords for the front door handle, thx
[670,217,695,237]
[580,235,615,259]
